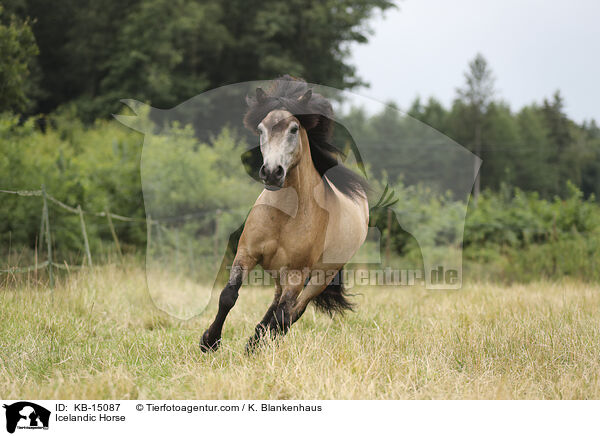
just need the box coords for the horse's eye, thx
[290,126,298,134]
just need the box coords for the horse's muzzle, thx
[259,164,285,189]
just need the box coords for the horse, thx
[200,76,369,352]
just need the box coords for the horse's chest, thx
[260,219,324,271]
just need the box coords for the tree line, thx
[0,0,394,119]
[343,54,600,200]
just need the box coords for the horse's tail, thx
[311,268,355,316]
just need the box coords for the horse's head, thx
[256,108,306,190]
[244,78,318,191]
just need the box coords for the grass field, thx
[1,263,599,399]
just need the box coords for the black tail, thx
[311,269,355,316]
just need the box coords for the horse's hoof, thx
[245,336,260,355]
[199,331,220,352]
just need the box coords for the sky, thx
[349,0,600,123]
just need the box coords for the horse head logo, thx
[3,402,50,434]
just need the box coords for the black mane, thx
[243,75,368,200]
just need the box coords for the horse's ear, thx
[256,88,267,104]
[298,89,312,105]
[113,99,152,133]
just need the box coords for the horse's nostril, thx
[259,164,284,184]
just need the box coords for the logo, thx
[2,402,50,434]
[115,79,479,319]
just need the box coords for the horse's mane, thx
[243,75,368,200]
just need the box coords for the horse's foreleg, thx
[200,256,256,352]
[288,269,342,325]
[269,286,303,335]
[245,282,282,353]
[268,268,337,337]
[267,270,309,336]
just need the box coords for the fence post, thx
[34,237,38,284]
[105,206,123,262]
[42,184,54,289]
[38,203,45,255]
[78,205,93,267]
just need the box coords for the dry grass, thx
[1,263,599,399]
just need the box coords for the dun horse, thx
[200,76,369,352]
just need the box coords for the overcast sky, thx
[350,0,600,123]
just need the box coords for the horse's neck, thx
[286,133,324,211]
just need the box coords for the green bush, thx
[0,111,257,267]
[2,111,600,283]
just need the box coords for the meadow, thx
[1,262,599,399]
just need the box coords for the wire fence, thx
[0,184,158,287]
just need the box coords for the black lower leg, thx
[200,267,243,352]
[269,298,295,336]
[246,296,280,352]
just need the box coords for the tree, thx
[0,6,39,112]
[456,53,496,205]
[541,91,574,196]
[514,105,554,195]
[408,96,448,132]
[12,0,396,120]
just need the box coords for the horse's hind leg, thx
[245,282,282,352]
[200,255,256,352]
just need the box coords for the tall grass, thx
[1,262,599,399]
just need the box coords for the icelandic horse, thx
[200,76,369,352]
